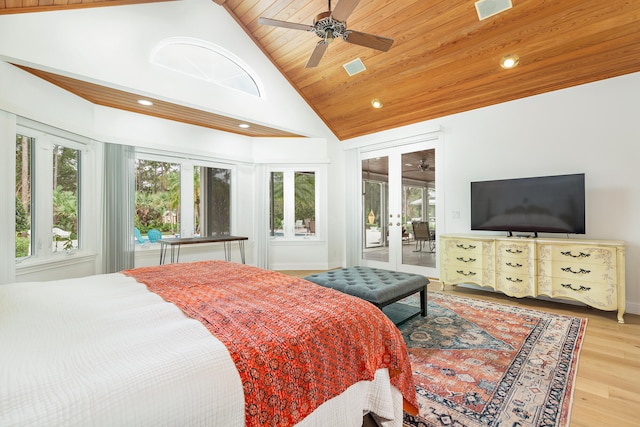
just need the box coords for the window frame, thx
[133,151,237,250]
[195,163,234,238]
[133,155,183,244]
[269,166,320,241]
[15,124,89,264]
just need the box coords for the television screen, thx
[470,173,585,235]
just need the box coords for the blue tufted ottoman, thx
[304,266,428,322]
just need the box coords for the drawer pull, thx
[456,257,476,263]
[506,249,523,254]
[561,267,591,275]
[561,283,591,292]
[506,277,523,283]
[506,262,522,268]
[456,270,477,277]
[560,251,590,259]
[456,244,476,250]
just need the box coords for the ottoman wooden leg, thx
[420,288,427,316]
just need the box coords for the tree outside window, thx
[52,144,79,252]
[270,169,316,239]
[134,160,181,239]
[15,134,81,258]
[15,135,32,258]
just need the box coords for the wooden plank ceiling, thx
[0,0,170,15]
[3,0,640,140]
[224,0,640,140]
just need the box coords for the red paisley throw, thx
[124,260,417,426]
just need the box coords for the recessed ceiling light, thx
[137,99,153,106]
[500,54,520,69]
[238,123,250,129]
[371,98,383,109]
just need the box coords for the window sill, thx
[16,251,97,275]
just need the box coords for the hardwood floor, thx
[279,270,640,427]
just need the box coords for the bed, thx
[1,260,418,426]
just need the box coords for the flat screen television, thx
[470,173,585,235]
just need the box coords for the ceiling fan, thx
[258,0,394,68]
[402,159,431,173]
[417,159,430,172]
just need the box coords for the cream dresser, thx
[440,234,626,323]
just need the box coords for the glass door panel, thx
[400,149,436,269]
[361,157,388,263]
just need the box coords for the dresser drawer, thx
[496,240,535,260]
[538,244,617,268]
[496,271,536,296]
[538,244,617,284]
[538,275,618,310]
[441,265,495,287]
[538,243,619,310]
[441,238,494,269]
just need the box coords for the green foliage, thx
[135,160,181,235]
[15,236,29,258]
[53,144,79,194]
[53,186,78,235]
[294,172,315,222]
[15,196,29,232]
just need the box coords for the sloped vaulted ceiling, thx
[3,0,640,140]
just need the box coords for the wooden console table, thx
[158,235,248,265]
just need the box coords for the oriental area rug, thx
[394,292,587,427]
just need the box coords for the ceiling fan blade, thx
[305,41,329,68]
[331,0,361,22]
[345,30,394,52]
[258,17,314,32]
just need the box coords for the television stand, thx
[507,231,538,238]
[439,234,626,323]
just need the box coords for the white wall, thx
[0,0,339,280]
[0,58,334,280]
[0,0,333,140]
[333,71,640,316]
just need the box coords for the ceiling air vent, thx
[475,0,512,21]
[343,58,366,76]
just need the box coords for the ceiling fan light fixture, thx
[371,98,383,109]
[500,54,520,69]
[326,28,335,43]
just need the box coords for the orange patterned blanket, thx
[124,261,417,426]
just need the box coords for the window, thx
[15,128,83,261]
[150,37,263,97]
[270,169,317,239]
[15,135,32,258]
[133,156,233,247]
[134,159,181,243]
[52,144,80,252]
[197,166,231,237]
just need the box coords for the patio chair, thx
[412,221,435,252]
[147,228,163,243]
[134,227,148,244]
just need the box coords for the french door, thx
[359,140,440,278]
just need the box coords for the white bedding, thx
[0,273,403,426]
